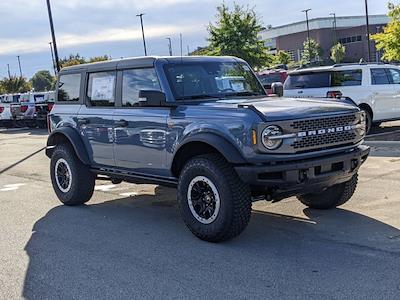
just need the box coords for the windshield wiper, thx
[175,94,223,101]
[226,91,265,97]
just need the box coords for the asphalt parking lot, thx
[0,128,400,299]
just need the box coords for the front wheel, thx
[50,144,95,206]
[297,174,358,210]
[177,154,252,242]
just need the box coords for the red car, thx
[257,69,288,94]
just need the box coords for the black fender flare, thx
[172,132,247,169]
[46,127,91,165]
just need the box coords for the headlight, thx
[261,125,283,150]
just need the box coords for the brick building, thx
[261,15,389,63]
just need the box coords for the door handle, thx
[115,119,129,127]
[77,118,89,125]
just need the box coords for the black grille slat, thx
[292,132,356,149]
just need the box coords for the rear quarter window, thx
[58,74,81,102]
[331,70,362,86]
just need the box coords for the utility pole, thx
[46,0,60,72]
[187,45,190,56]
[7,64,11,79]
[136,13,147,56]
[166,37,173,56]
[49,42,57,76]
[365,0,372,62]
[17,56,22,77]
[330,13,338,44]
[302,9,312,63]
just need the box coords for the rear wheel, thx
[50,144,95,206]
[363,108,373,134]
[177,154,252,242]
[297,174,358,210]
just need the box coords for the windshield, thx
[164,61,266,101]
[258,73,282,85]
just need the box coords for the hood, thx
[200,97,359,122]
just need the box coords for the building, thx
[261,15,389,63]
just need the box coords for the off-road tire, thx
[297,174,358,210]
[50,144,95,206]
[364,109,372,134]
[177,154,252,242]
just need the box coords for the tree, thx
[301,38,323,64]
[59,53,111,68]
[274,50,292,65]
[31,70,55,91]
[330,43,346,63]
[0,76,32,93]
[206,3,271,69]
[371,2,400,61]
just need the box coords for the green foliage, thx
[371,2,400,61]
[274,50,292,65]
[0,76,32,93]
[31,70,55,92]
[59,54,111,68]
[301,38,323,64]
[205,3,271,69]
[330,43,346,63]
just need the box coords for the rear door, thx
[113,67,170,176]
[78,71,116,167]
[369,68,397,120]
[387,68,400,119]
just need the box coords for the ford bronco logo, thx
[298,125,353,138]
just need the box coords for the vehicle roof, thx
[60,56,246,74]
[289,63,400,75]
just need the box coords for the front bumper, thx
[235,145,370,198]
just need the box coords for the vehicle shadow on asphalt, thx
[22,186,400,298]
[0,128,48,136]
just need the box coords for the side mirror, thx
[138,90,168,107]
[271,82,284,97]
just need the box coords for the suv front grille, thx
[291,114,357,131]
[292,131,356,150]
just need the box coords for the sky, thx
[0,0,390,78]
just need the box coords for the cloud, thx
[0,24,203,55]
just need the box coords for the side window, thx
[371,68,390,85]
[332,70,362,86]
[58,74,81,102]
[87,71,116,107]
[389,69,400,84]
[122,68,161,107]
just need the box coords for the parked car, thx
[284,63,400,132]
[257,69,288,94]
[0,94,20,128]
[46,56,369,242]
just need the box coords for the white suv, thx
[0,94,20,128]
[284,63,400,132]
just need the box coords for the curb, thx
[364,141,400,147]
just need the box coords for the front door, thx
[113,68,170,177]
[78,71,117,167]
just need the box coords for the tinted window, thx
[389,69,400,84]
[58,74,81,102]
[284,72,331,89]
[122,68,161,107]
[164,62,265,101]
[258,73,283,87]
[371,69,390,85]
[332,70,362,86]
[87,72,116,106]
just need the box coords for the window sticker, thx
[91,76,114,100]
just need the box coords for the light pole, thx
[7,64,11,79]
[17,56,22,77]
[302,9,312,63]
[49,42,57,75]
[330,13,337,44]
[136,13,147,56]
[365,0,372,62]
[46,0,60,72]
[166,37,173,56]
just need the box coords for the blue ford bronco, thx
[46,56,370,242]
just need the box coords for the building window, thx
[338,35,362,45]
[286,50,296,62]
